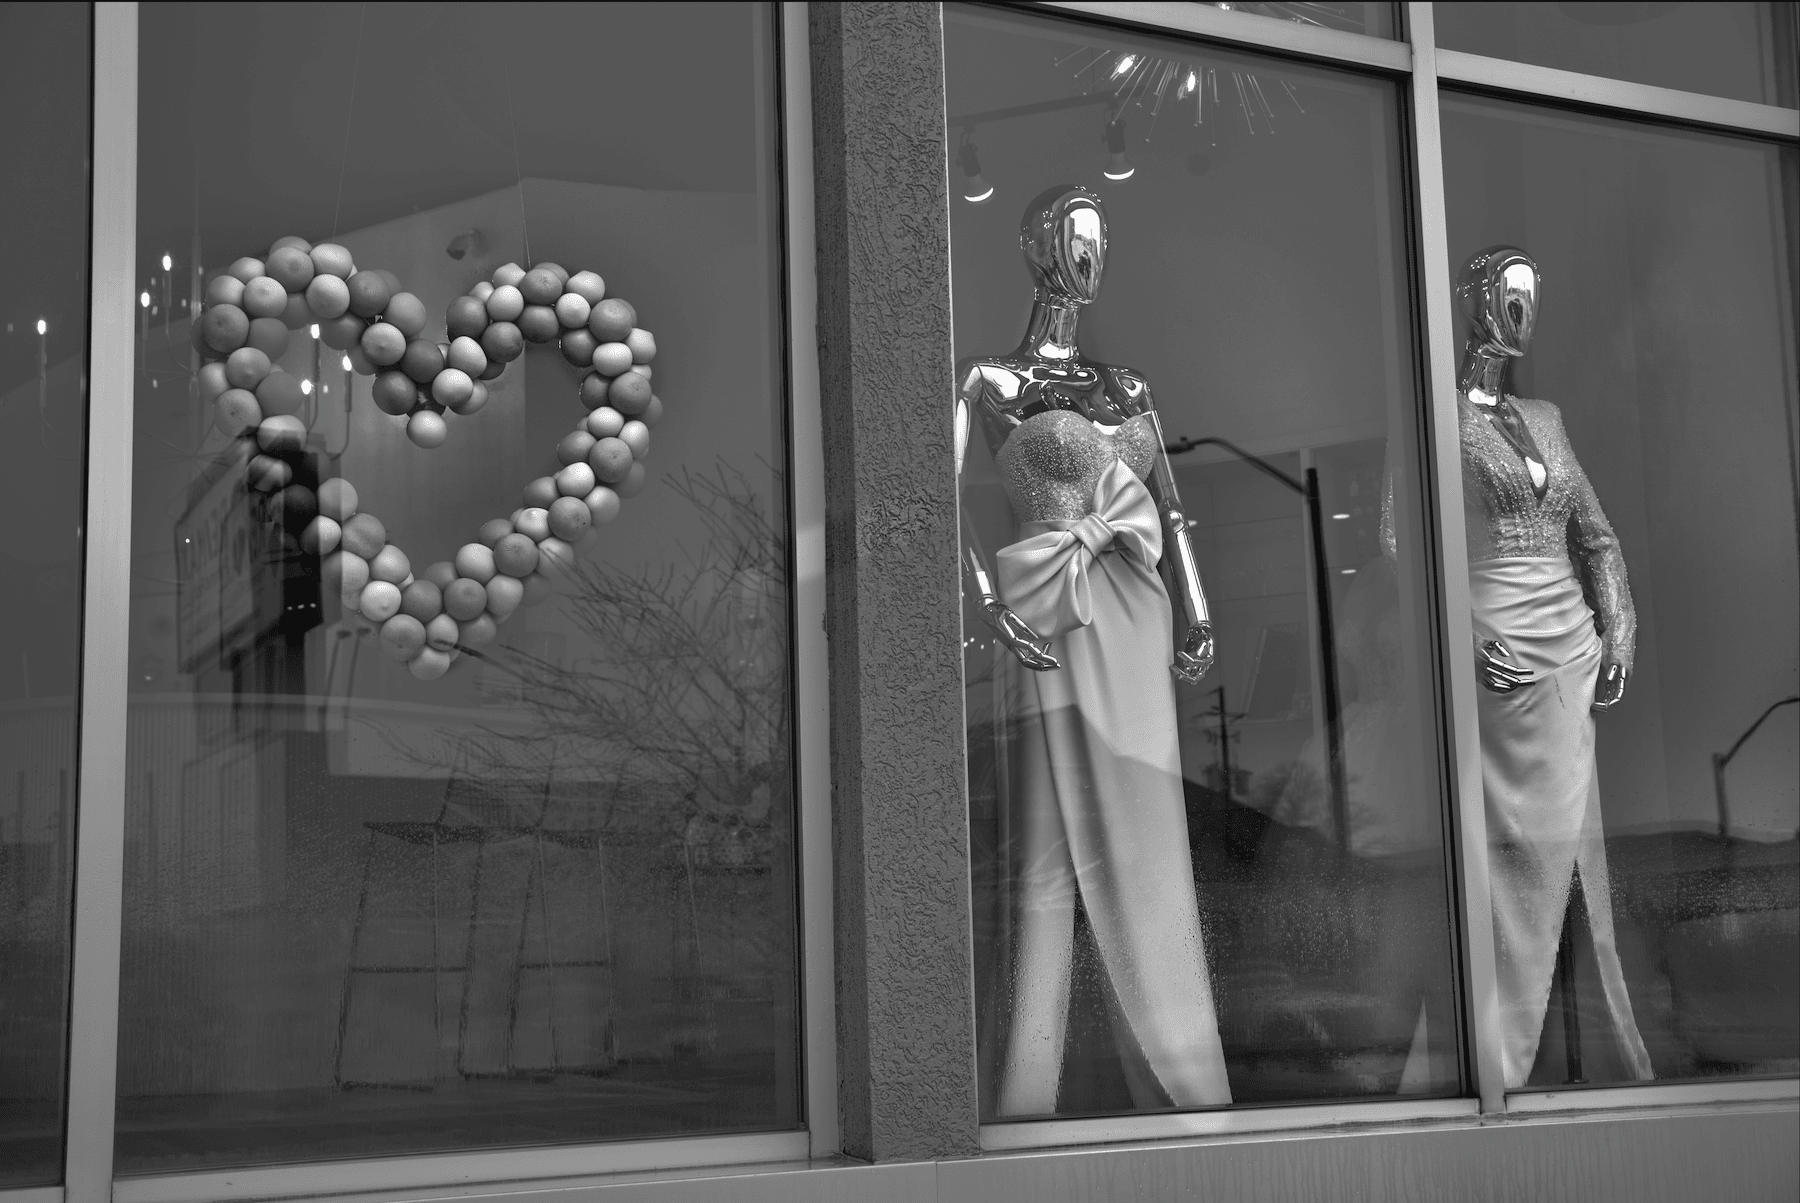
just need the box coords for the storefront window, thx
[0,0,90,1187]
[1442,93,1799,1090]
[1435,2,1797,108]
[946,5,1461,1120]
[119,1,797,1172]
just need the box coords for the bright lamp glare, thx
[1110,54,1138,80]
[310,324,320,338]
[1103,167,1135,181]
[963,185,995,203]
[341,355,353,371]
[301,379,314,395]
[140,291,150,308]
[36,319,47,335]
[161,253,172,271]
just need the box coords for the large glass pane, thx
[1442,93,1798,1089]
[1435,2,1797,108]
[946,5,1460,1120]
[120,2,798,1171]
[0,0,90,1186]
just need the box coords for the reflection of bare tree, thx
[465,463,790,839]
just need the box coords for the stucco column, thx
[808,0,980,1164]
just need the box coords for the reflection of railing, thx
[1712,696,1800,838]
[1166,435,1347,852]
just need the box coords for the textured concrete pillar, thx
[808,0,980,1164]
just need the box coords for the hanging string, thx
[331,2,368,240]
[502,55,531,265]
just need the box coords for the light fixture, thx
[310,323,320,339]
[1340,567,1357,575]
[958,133,993,204]
[36,319,46,335]
[341,355,353,371]
[1102,116,1134,181]
[445,229,485,260]
[1332,512,1350,520]
[301,379,314,395]
[1109,53,1138,81]
[140,291,150,308]
[161,253,172,271]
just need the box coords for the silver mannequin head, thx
[1457,245,1542,359]
[1020,185,1107,306]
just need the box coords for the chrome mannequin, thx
[1455,245,1652,1087]
[955,186,1215,682]
[1457,247,1629,711]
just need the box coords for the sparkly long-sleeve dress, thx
[987,408,1232,1115]
[1461,394,1654,1088]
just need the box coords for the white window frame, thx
[970,0,1800,1153]
[27,4,834,1202]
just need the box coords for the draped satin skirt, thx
[1471,557,1654,1088]
[992,471,1232,1114]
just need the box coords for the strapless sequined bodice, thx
[995,409,1159,523]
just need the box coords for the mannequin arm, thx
[956,393,1059,672]
[1557,415,1634,709]
[1124,380,1214,682]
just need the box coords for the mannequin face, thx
[1021,186,1107,306]
[1458,247,1541,358]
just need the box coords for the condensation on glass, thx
[1435,2,1798,108]
[945,5,1461,1119]
[0,1,90,1187]
[119,2,797,1171]
[1441,93,1799,1090]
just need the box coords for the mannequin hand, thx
[1477,638,1533,693]
[1172,622,1215,684]
[1592,662,1627,711]
[980,600,1060,671]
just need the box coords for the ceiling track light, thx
[958,131,993,204]
[1102,115,1134,182]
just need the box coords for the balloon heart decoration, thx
[191,234,664,681]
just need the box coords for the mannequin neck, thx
[1021,294,1084,361]
[1460,343,1513,406]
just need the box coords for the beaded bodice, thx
[995,409,1159,524]
[1461,395,1637,671]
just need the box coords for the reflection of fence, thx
[0,699,74,940]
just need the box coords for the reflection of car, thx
[1612,831,1800,1078]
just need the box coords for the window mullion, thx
[1405,0,1507,1116]
[65,2,140,1199]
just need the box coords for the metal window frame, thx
[38,4,836,1203]
[949,0,1800,1154]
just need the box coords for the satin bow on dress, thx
[995,458,1162,640]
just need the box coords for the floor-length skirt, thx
[992,464,1232,1115]
[1471,557,1654,1088]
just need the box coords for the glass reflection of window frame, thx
[36,0,1800,1197]
[58,5,837,1201]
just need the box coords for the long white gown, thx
[989,409,1231,1115]
[1461,395,1654,1088]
